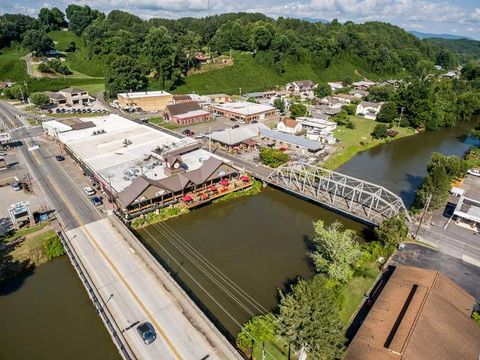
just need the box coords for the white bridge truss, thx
[267,162,411,225]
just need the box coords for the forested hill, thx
[425,38,480,63]
[0,6,464,95]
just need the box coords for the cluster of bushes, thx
[333,110,355,129]
[43,234,65,260]
[259,147,289,168]
[131,205,189,228]
[371,123,399,139]
[38,59,72,75]
[2,85,27,101]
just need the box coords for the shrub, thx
[43,235,65,260]
[38,62,51,73]
[259,147,289,168]
[30,92,50,107]
[371,124,389,139]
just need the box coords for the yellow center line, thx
[27,140,183,360]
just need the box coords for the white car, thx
[83,186,96,196]
[467,169,480,177]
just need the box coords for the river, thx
[0,257,120,360]
[0,118,478,355]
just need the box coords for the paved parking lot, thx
[391,243,480,299]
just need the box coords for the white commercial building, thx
[211,102,277,123]
[356,101,383,120]
[53,114,226,195]
[296,117,337,144]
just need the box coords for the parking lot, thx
[391,243,480,299]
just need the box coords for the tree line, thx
[0,5,467,99]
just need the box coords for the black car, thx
[232,124,240,129]
[137,322,156,345]
[55,155,65,161]
[91,196,103,206]
[252,120,258,123]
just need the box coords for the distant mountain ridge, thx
[300,17,329,24]
[409,30,473,40]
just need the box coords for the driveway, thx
[390,243,480,299]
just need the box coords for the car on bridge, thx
[55,155,65,161]
[137,322,156,345]
[91,196,103,206]
[83,187,95,196]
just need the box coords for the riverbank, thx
[322,117,416,170]
[1,222,65,283]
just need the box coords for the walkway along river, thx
[138,116,480,338]
[0,117,478,356]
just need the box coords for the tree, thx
[38,7,66,32]
[376,101,397,123]
[278,275,346,358]
[236,315,276,354]
[273,97,285,113]
[310,220,362,283]
[105,55,147,98]
[289,103,307,118]
[313,83,332,98]
[367,85,397,102]
[375,214,409,245]
[143,27,180,89]
[371,124,389,139]
[414,163,451,210]
[29,92,50,107]
[8,85,26,101]
[341,104,356,115]
[259,147,289,168]
[0,242,32,284]
[66,5,103,36]
[436,49,456,70]
[457,92,480,122]
[342,77,353,86]
[22,29,53,54]
[333,110,355,128]
[65,41,77,52]
[37,62,51,73]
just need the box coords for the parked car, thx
[251,120,258,124]
[83,186,95,196]
[467,169,480,177]
[182,129,191,135]
[55,155,65,161]
[137,322,156,345]
[194,133,205,139]
[232,124,240,129]
[11,181,22,191]
[91,196,103,206]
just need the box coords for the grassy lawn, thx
[149,117,180,130]
[48,31,105,78]
[2,222,49,243]
[337,263,381,324]
[9,228,58,266]
[0,45,29,81]
[322,116,416,170]
[251,340,289,360]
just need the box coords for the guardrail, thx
[56,228,135,360]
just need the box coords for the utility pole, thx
[413,193,432,239]
[208,125,212,153]
[397,106,404,128]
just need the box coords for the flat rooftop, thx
[454,196,480,223]
[212,102,276,116]
[117,91,172,99]
[57,114,225,192]
[207,123,269,146]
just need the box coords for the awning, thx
[183,195,192,201]
[220,179,229,186]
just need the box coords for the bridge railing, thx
[267,162,411,224]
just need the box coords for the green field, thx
[0,46,29,81]
[322,116,416,170]
[172,53,369,95]
[48,31,105,77]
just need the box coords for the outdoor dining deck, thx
[181,176,253,209]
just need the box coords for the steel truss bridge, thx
[267,162,411,225]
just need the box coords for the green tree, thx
[289,103,307,118]
[105,55,147,98]
[375,214,409,245]
[313,82,332,98]
[259,147,289,168]
[65,41,77,52]
[8,85,26,101]
[342,77,353,86]
[273,97,285,113]
[236,315,276,354]
[435,49,456,70]
[333,110,355,128]
[38,7,66,32]
[376,101,397,123]
[66,5,103,36]
[457,92,480,122]
[43,235,65,260]
[310,220,362,283]
[341,104,356,115]
[414,163,451,210]
[143,27,180,89]
[29,92,50,107]
[37,62,51,73]
[278,275,346,358]
[371,124,389,139]
[367,85,397,102]
[22,29,53,54]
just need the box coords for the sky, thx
[1,0,479,40]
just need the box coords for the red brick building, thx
[164,102,211,126]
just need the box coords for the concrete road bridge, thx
[266,162,411,225]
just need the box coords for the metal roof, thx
[259,127,323,151]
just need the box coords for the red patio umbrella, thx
[220,179,229,186]
[209,185,217,191]
[202,193,209,200]
[182,195,192,202]
[240,175,250,182]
